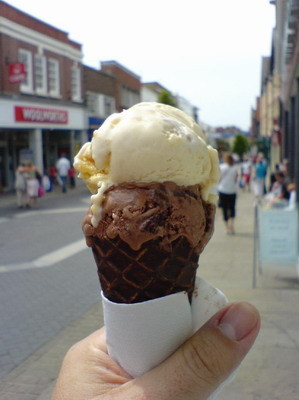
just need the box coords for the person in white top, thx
[218,153,239,234]
[241,157,252,192]
[56,153,71,193]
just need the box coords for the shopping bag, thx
[38,184,45,197]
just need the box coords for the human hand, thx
[52,301,260,400]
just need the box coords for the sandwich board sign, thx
[258,207,298,263]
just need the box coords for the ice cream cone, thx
[92,235,198,303]
[87,182,215,303]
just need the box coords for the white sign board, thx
[258,208,298,263]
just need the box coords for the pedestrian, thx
[49,165,57,186]
[68,166,76,188]
[56,153,71,193]
[264,171,290,207]
[14,163,28,208]
[241,157,252,192]
[24,160,42,208]
[52,302,260,400]
[269,164,280,192]
[271,171,289,201]
[252,153,267,200]
[218,153,239,234]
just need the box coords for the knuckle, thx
[181,334,226,387]
[65,341,81,359]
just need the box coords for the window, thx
[18,49,33,93]
[104,96,115,117]
[86,93,115,116]
[34,54,47,95]
[86,92,99,113]
[48,58,60,97]
[121,85,140,109]
[121,85,129,108]
[71,64,81,102]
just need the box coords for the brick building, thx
[84,65,116,140]
[252,0,299,193]
[101,60,141,111]
[0,0,85,190]
[0,2,200,192]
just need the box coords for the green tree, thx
[231,134,250,160]
[216,139,230,152]
[157,90,176,107]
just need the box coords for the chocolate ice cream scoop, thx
[86,181,215,303]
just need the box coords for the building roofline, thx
[0,0,81,49]
[142,81,170,92]
[83,64,116,80]
[101,60,141,80]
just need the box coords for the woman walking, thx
[218,154,239,234]
[15,163,28,208]
[24,160,42,208]
[252,153,267,200]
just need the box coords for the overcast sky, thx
[6,0,275,130]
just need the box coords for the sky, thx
[5,0,275,131]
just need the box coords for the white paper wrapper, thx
[102,276,228,377]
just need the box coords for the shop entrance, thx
[43,130,72,173]
[43,130,82,174]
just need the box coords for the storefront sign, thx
[9,63,26,83]
[88,116,105,140]
[15,106,68,124]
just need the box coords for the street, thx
[0,186,102,378]
[0,187,299,400]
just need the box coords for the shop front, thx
[88,116,105,141]
[0,98,87,191]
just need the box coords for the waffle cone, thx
[91,235,200,303]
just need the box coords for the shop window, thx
[71,64,82,102]
[34,54,47,95]
[19,49,33,93]
[48,58,60,97]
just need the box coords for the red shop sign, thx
[15,106,68,124]
[9,63,26,83]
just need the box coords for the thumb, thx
[130,302,260,400]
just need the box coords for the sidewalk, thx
[0,180,86,212]
[0,190,299,400]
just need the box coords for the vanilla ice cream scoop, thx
[74,102,220,226]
